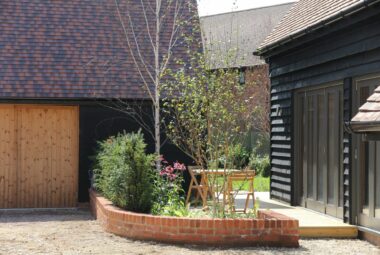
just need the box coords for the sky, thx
[197,0,297,16]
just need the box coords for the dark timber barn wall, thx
[79,103,192,202]
[263,4,380,223]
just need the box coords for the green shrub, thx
[93,131,156,213]
[261,155,271,177]
[251,134,270,157]
[249,154,270,177]
[215,144,250,169]
[229,144,250,169]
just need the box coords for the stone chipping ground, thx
[0,209,379,255]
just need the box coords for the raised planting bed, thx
[90,189,299,247]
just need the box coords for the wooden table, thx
[190,168,255,208]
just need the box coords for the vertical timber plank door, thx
[19,105,79,208]
[295,84,343,219]
[4,105,79,208]
[0,105,17,208]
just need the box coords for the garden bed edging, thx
[89,189,299,247]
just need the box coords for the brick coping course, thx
[90,190,299,247]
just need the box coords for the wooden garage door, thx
[0,105,78,208]
[295,84,344,219]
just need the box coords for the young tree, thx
[200,6,272,149]
[110,0,198,170]
[162,35,258,215]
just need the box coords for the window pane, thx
[360,86,370,215]
[361,141,369,215]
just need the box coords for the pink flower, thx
[169,173,177,181]
[165,166,174,174]
[158,155,168,164]
[158,161,185,181]
[173,162,186,171]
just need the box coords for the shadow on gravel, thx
[0,208,94,223]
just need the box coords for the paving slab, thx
[252,192,358,238]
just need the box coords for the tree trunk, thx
[155,0,161,171]
[155,101,161,170]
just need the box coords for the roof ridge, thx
[200,2,295,18]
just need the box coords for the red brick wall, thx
[90,190,299,247]
[243,64,270,135]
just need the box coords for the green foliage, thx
[187,207,257,219]
[93,131,156,213]
[249,154,271,178]
[162,48,254,171]
[254,176,270,192]
[247,135,270,177]
[208,144,249,169]
[152,177,188,217]
[151,162,188,217]
[251,134,270,157]
[161,23,264,217]
[216,176,269,192]
[228,144,250,169]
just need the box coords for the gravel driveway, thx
[0,209,378,255]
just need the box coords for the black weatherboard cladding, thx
[265,5,380,222]
[78,104,192,202]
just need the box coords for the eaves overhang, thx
[254,0,380,57]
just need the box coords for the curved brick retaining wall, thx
[90,190,299,247]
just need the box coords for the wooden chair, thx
[185,166,208,207]
[227,171,255,214]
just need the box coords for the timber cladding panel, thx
[0,105,79,208]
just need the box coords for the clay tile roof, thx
[256,0,369,54]
[351,85,380,132]
[200,3,293,69]
[0,0,197,99]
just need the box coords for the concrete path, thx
[234,192,358,238]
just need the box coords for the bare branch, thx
[99,99,157,141]
[114,0,156,102]
[139,0,156,51]
[160,0,182,73]
[109,0,196,169]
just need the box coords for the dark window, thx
[239,69,245,85]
